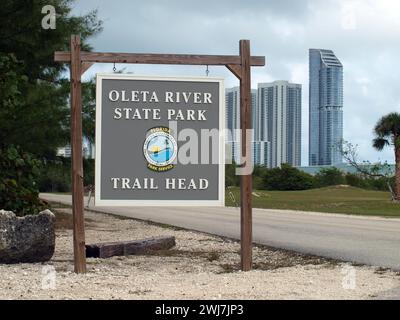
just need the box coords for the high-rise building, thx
[225,87,269,166]
[226,140,270,168]
[252,141,270,167]
[258,81,302,168]
[309,49,343,166]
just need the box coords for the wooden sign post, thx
[69,35,86,273]
[239,41,253,272]
[55,35,265,273]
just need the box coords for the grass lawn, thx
[225,186,400,217]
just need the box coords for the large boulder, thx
[0,209,55,263]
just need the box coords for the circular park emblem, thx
[143,127,177,172]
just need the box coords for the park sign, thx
[95,74,225,206]
[55,36,264,273]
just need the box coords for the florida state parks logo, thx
[143,127,178,172]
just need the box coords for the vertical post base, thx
[70,34,86,274]
[239,39,253,271]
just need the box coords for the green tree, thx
[225,163,240,187]
[345,173,368,189]
[372,112,400,200]
[340,140,395,198]
[82,79,96,143]
[263,163,314,191]
[315,167,345,187]
[0,145,45,215]
[0,0,102,157]
[252,165,267,189]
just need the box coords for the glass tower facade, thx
[309,49,343,166]
[225,87,269,166]
[258,81,302,168]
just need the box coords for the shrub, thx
[38,157,71,192]
[368,176,393,191]
[252,175,264,190]
[315,167,345,187]
[225,163,240,187]
[345,173,369,189]
[345,173,393,192]
[38,157,95,192]
[263,163,315,191]
[0,145,45,215]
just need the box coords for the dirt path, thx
[0,206,399,300]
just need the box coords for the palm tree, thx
[372,112,400,201]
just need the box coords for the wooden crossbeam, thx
[225,64,242,80]
[54,51,265,67]
[81,62,94,76]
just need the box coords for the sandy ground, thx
[1,206,399,300]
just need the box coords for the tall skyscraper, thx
[258,81,302,168]
[225,87,241,165]
[309,49,343,166]
[225,87,269,166]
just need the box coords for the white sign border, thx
[95,73,225,207]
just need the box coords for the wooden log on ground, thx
[85,236,176,258]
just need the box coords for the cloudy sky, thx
[72,0,400,166]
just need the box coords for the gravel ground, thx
[1,206,399,300]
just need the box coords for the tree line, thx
[226,163,393,192]
[0,0,101,214]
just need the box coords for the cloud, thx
[72,0,400,165]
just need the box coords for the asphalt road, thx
[41,193,400,270]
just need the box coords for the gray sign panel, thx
[95,74,225,206]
